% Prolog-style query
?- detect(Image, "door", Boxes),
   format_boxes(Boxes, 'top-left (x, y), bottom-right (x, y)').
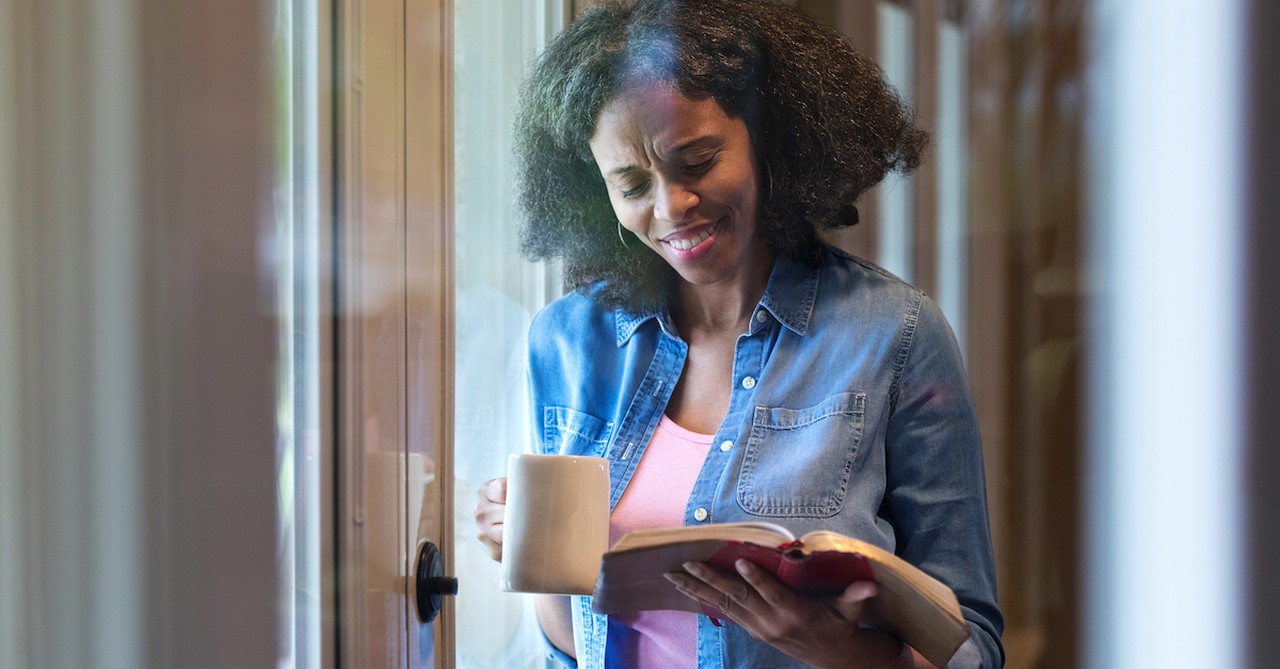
top-left (334, 0), bottom-right (575, 666)
top-left (335, 0), bottom-right (454, 666)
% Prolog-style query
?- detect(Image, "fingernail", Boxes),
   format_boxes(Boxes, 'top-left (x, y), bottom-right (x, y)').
top-left (735, 559), bottom-right (752, 576)
top-left (681, 561), bottom-right (704, 577)
top-left (663, 571), bottom-right (687, 587)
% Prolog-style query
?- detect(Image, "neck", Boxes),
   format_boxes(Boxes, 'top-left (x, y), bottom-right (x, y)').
top-left (672, 250), bottom-right (775, 334)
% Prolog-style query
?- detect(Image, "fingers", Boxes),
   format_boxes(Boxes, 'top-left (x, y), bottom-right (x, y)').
top-left (667, 560), bottom-right (878, 626)
top-left (840, 580), bottom-right (878, 603)
top-left (733, 558), bottom-right (798, 610)
top-left (663, 565), bottom-right (739, 616)
top-left (666, 560), bottom-right (762, 620)
top-left (474, 477), bottom-right (508, 562)
top-left (669, 559), bottom-right (884, 666)
top-left (830, 579), bottom-right (877, 623)
top-left (734, 558), bottom-right (877, 625)
top-left (478, 477), bottom-right (507, 503)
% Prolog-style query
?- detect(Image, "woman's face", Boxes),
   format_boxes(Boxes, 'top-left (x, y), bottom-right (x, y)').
top-left (589, 84), bottom-right (768, 289)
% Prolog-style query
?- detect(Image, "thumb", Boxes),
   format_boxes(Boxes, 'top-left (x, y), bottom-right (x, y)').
top-left (831, 580), bottom-right (878, 622)
top-left (480, 477), bottom-right (508, 504)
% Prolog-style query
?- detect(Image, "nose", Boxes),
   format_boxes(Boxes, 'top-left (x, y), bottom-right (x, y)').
top-left (653, 179), bottom-right (698, 223)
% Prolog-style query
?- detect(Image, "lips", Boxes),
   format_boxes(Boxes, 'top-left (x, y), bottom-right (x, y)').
top-left (667, 227), bottom-right (712, 250)
top-left (661, 220), bottom-right (721, 254)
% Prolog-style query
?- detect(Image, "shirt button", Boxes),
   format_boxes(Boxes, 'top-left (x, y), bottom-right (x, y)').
top-left (754, 310), bottom-right (767, 323)
top-left (741, 376), bottom-right (757, 390)
top-left (693, 508), bottom-right (709, 522)
top-left (719, 440), bottom-right (733, 452)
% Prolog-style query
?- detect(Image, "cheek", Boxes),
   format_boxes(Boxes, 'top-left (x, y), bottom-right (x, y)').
top-left (613, 203), bottom-right (649, 235)
top-left (736, 176), bottom-right (762, 217)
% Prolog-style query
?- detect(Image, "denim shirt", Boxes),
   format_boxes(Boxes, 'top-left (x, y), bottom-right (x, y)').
top-left (527, 247), bottom-right (1004, 669)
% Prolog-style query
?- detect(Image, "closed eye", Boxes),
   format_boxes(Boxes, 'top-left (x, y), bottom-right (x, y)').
top-left (684, 157), bottom-right (715, 175)
top-left (621, 181), bottom-right (650, 198)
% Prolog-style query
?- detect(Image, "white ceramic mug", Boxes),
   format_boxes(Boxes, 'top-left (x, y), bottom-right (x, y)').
top-left (500, 453), bottom-right (610, 595)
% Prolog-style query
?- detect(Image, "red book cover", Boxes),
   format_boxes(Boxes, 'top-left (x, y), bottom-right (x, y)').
top-left (705, 540), bottom-right (876, 597)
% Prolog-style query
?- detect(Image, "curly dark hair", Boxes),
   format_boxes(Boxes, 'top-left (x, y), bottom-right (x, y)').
top-left (515, 0), bottom-right (928, 310)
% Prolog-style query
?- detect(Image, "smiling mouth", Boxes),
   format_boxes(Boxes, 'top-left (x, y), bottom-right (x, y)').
top-left (662, 220), bottom-right (720, 252)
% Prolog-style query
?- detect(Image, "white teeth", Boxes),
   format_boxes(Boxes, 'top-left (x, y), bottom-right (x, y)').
top-left (668, 228), bottom-right (712, 251)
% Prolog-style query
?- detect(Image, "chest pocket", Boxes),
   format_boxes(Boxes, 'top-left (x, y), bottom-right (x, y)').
top-left (737, 392), bottom-right (866, 518)
top-left (541, 406), bottom-right (612, 456)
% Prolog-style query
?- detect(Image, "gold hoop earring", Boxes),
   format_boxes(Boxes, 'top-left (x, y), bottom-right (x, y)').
top-left (616, 220), bottom-right (631, 249)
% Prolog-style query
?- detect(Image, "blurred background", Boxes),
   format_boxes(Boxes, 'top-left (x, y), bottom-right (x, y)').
top-left (1, 0), bottom-right (1276, 667)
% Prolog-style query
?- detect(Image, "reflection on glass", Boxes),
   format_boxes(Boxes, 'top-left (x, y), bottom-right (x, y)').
top-left (936, 19), bottom-right (968, 354)
top-left (877, 1), bottom-right (916, 282)
top-left (453, 2), bottom-right (565, 668)
top-left (274, 0), bottom-right (322, 665)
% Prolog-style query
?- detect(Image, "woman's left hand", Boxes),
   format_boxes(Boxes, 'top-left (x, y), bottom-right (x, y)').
top-left (665, 559), bottom-right (917, 669)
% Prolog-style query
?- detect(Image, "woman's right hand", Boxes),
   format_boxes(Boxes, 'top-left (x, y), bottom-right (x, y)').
top-left (474, 477), bottom-right (507, 562)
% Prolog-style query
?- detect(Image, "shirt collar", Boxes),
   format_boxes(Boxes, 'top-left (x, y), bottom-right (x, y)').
top-left (613, 254), bottom-right (820, 346)
top-left (614, 305), bottom-right (664, 345)
top-left (758, 254), bottom-right (817, 336)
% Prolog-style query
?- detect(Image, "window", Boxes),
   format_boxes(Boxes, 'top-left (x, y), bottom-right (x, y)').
top-left (273, 0), bottom-right (326, 665)
top-left (452, 2), bottom-right (566, 667)
top-left (876, 1), bottom-right (917, 282)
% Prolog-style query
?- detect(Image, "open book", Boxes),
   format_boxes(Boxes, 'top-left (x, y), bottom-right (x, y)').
top-left (591, 521), bottom-right (969, 667)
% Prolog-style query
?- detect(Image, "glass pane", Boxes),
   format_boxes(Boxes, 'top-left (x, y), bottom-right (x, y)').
top-left (273, 0), bottom-right (324, 665)
top-left (876, 1), bottom-right (916, 282)
top-left (453, 2), bottom-right (564, 668)
top-left (936, 19), bottom-right (968, 354)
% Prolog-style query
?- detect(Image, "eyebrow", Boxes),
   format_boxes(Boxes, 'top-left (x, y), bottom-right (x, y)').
top-left (604, 136), bottom-right (725, 176)
top-left (607, 165), bottom-right (642, 176)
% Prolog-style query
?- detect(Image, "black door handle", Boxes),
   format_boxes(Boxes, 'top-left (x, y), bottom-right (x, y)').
top-left (414, 541), bottom-right (458, 624)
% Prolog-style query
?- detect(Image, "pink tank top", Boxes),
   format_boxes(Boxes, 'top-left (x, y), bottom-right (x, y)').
top-left (607, 415), bottom-right (713, 668)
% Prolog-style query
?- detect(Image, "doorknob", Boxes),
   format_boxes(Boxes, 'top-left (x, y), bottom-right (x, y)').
top-left (414, 540), bottom-right (458, 624)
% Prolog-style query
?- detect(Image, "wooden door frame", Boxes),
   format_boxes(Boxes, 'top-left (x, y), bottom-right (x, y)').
top-left (334, 0), bottom-right (455, 665)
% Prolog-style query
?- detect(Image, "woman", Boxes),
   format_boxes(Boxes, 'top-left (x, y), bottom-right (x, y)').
top-left (475, 1), bottom-right (1003, 667)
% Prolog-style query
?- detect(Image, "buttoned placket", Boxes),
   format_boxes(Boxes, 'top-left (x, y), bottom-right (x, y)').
top-left (684, 308), bottom-right (770, 527)
top-left (686, 307), bottom-right (772, 669)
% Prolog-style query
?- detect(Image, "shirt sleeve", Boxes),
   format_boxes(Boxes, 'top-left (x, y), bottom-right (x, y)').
top-left (539, 624), bottom-right (578, 668)
top-left (883, 294), bottom-right (1005, 668)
